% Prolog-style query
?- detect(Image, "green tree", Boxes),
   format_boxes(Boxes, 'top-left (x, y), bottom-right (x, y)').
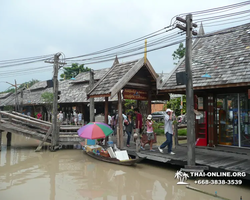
top-left (172, 43), bottom-right (185, 65)
top-left (41, 92), bottom-right (54, 113)
top-left (60, 63), bottom-right (91, 80)
top-left (166, 95), bottom-right (186, 116)
top-left (0, 79), bottom-right (40, 94)
top-left (19, 79), bottom-right (40, 89)
top-left (123, 99), bottom-right (136, 115)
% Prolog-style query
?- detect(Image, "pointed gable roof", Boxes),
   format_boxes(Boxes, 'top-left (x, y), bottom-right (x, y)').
top-left (87, 57), bottom-right (159, 99)
top-left (198, 22), bottom-right (205, 36)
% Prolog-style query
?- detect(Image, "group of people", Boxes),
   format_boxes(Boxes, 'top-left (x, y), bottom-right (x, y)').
top-left (72, 110), bottom-right (83, 125)
top-left (111, 108), bottom-right (175, 155)
top-left (56, 110), bottom-right (83, 125)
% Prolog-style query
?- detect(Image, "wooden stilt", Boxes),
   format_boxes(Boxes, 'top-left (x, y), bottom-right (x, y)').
top-left (35, 125), bottom-right (53, 152)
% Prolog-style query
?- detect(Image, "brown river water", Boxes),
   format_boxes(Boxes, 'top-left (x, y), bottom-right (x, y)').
top-left (0, 132), bottom-right (249, 200)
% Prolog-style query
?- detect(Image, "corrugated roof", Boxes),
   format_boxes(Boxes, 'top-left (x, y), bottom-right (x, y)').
top-left (161, 23), bottom-right (250, 91)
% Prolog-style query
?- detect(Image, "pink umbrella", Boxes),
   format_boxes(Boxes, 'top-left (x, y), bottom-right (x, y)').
top-left (78, 122), bottom-right (113, 139)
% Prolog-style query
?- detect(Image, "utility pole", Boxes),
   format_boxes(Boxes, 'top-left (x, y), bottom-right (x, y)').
top-left (89, 69), bottom-right (95, 122)
top-left (45, 53), bottom-right (66, 151)
top-left (5, 80), bottom-right (21, 112)
top-left (176, 14), bottom-right (197, 167)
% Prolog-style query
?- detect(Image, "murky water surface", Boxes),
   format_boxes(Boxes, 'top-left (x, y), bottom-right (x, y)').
top-left (0, 133), bottom-right (249, 200)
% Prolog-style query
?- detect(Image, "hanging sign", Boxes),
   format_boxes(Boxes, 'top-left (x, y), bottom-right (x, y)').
top-left (248, 89), bottom-right (250, 99)
top-left (123, 89), bottom-right (148, 100)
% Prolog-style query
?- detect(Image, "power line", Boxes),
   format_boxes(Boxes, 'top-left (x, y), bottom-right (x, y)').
top-left (194, 9), bottom-right (250, 23)
top-left (181, 1), bottom-right (250, 16)
top-left (170, 1), bottom-right (250, 25)
top-left (65, 27), bottom-right (173, 60)
top-left (202, 13), bottom-right (250, 25)
top-left (203, 18), bottom-right (250, 27)
top-left (66, 29), bottom-right (182, 63)
top-left (0, 54), bottom-right (54, 64)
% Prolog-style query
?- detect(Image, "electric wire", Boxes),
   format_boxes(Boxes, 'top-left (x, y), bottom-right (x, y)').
top-left (0, 54), bottom-right (54, 64)
top-left (66, 29), bottom-right (182, 62)
top-left (181, 1), bottom-right (250, 16)
top-left (194, 9), bottom-right (250, 23)
top-left (0, 57), bottom-right (54, 69)
top-left (201, 13), bottom-right (250, 25)
top-left (203, 18), bottom-right (250, 27)
top-left (170, 1), bottom-right (250, 25)
top-left (65, 27), bottom-right (171, 60)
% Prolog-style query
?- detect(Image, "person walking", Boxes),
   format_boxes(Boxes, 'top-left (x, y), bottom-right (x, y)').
top-left (158, 109), bottom-right (175, 155)
top-left (78, 112), bottom-right (83, 125)
top-left (74, 110), bottom-right (78, 125)
top-left (133, 108), bottom-right (142, 142)
top-left (58, 111), bottom-right (63, 123)
top-left (124, 112), bottom-right (134, 147)
top-left (141, 114), bottom-right (155, 151)
top-left (108, 113), bottom-right (112, 127)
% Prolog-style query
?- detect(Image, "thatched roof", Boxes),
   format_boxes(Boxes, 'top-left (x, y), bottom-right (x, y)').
top-left (0, 68), bottom-right (118, 107)
top-left (29, 81), bottom-right (48, 91)
top-left (160, 22), bottom-right (250, 92)
top-left (88, 57), bottom-right (159, 99)
top-left (0, 92), bottom-right (12, 99)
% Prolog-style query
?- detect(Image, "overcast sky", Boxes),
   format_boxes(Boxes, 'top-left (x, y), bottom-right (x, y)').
top-left (0, 0), bottom-right (243, 91)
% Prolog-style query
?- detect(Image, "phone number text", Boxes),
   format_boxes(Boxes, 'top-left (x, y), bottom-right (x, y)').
top-left (194, 179), bottom-right (242, 185)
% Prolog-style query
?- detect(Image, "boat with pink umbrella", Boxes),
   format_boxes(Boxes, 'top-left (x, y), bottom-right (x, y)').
top-left (78, 122), bottom-right (144, 166)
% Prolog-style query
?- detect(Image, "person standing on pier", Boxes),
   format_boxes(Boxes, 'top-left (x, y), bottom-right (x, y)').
top-left (125, 112), bottom-right (134, 147)
top-left (141, 114), bottom-right (155, 151)
top-left (158, 109), bottom-right (175, 155)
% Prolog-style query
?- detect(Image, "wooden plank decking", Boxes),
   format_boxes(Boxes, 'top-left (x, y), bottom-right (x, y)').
top-left (119, 140), bottom-right (250, 180)
top-left (0, 111), bottom-right (84, 148)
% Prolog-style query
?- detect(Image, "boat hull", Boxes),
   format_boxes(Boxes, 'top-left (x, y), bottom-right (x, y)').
top-left (84, 151), bottom-right (144, 166)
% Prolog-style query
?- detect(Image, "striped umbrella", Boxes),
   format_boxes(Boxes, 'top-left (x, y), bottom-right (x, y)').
top-left (77, 122), bottom-right (113, 139)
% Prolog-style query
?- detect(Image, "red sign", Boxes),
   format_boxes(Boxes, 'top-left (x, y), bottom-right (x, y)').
top-left (123, 89), bottom-right (148, 100)
top-left (248, 89), bottom-right (250, 99)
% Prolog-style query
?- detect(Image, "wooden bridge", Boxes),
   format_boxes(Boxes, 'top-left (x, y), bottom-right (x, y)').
top-left (0, 111), bottom-right (83, 151)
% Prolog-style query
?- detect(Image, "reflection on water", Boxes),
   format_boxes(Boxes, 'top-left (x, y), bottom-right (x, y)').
top-left (0, 132), bottom-right (249, 200)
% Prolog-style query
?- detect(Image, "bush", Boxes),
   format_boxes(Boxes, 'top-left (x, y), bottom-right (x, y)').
top-left (178, 128), bottom-right (187, 136)
top-left (154, 128), bottom-right (165, 135)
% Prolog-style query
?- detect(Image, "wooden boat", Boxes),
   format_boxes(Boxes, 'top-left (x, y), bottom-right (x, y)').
top-left (84, 151), bottom-right (145, 166)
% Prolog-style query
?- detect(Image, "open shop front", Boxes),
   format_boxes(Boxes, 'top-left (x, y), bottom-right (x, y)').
top-left (216, 92), bottom-right (250, 148)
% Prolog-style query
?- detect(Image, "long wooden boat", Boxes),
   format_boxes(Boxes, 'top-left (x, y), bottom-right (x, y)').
top-left (85, 151), bottom-right (144, 166)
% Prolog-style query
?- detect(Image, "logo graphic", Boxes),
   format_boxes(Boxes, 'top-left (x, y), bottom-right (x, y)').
top-left (174, 170), bottom-right (189, 185)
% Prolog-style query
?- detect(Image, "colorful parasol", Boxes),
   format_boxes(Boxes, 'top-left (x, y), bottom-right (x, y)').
top-left (77, 122), bottom-right (113, 139)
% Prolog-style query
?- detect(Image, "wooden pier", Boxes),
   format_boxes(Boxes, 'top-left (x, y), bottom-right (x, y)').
top-left (0, 111), bottom-right (83, 151)
top-left (121, 140), bottom-right (250, 181)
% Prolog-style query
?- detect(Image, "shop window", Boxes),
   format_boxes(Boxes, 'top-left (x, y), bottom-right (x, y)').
top-left (198, 97), bottom-right (204, 110)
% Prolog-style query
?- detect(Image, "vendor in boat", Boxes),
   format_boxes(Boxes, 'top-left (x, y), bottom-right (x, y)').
top-left (124, 112), bottom-right (134, 147)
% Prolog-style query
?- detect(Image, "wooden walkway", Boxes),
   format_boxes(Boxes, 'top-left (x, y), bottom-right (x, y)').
top-left (113, 137), bottom-right (250, 180)
top-left (0, 111), bottom-right (84, 151)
